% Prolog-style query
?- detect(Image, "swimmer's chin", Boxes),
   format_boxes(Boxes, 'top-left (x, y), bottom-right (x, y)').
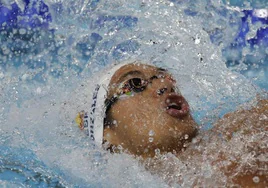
top-left (104, 129), bottom-right (198, 159)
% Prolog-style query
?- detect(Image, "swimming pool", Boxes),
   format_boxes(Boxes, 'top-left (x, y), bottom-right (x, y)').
top-left (0, 0), bottom-right (267, 187)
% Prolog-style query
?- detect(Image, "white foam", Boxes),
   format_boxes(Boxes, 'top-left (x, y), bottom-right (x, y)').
top-left (0, 0), bottom-right (266, 187)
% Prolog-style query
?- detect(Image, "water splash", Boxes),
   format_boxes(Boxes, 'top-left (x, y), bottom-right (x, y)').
top-left (0, 0), bottom-right (267, 187)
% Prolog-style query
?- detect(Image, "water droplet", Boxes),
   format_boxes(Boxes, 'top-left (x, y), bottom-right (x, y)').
top-left (0, 72), bottom-right (4, 79)
top-left (19, 28), bottom-right (27, 35)
top-left (195, 36), bottom-right (201, 44)
top-left (155, 148), bottom-right (160, 155)
top-left (149, 130), bottom-right (155, 136)
top-left (192, 138), bottom-right (198, 144)
top-left (117, 145), bottom-right (123, 151)
top-left (21, 74), bottom-right (29, 81)
top-left (36, 87), bottom-right (42, 94)
top-left (259, 114), bottom-right (267, 121)
top-left (149, 137), bottom-right (154, 142)
top-left (43, 111), bottom-right (48, 118)
top-left (252, 176), bottom-right (260, 183)
top-left (113, 120), bottom-right (117, 125)
top-left (184, 134), bottom-right (189, 140)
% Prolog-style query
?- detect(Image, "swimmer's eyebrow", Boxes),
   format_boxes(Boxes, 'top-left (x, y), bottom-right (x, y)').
top-left (157, 67), bottom-right (167, 72)
top-left (119, 70), bottom-right (143, 81)
top-left (118, 68), bottom-right (167, 82)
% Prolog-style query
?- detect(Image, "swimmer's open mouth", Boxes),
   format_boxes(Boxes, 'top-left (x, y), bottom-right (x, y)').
top-left (165, 94), bottom-right (189, 118)
top-left (167, 104), bottom-right (182, 110)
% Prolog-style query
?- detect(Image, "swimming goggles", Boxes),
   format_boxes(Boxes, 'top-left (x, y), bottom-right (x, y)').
top-left (105, 73), bottom-right (176, 113)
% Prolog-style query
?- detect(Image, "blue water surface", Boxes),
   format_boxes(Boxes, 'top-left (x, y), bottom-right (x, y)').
top-left (0, 0), bottom-right (267, 187)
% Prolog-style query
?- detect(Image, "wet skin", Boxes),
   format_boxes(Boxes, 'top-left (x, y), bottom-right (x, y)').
top-left (101, 62), bottom-right (268, 186)
top-left (103, 63), bottom-right (197, 157)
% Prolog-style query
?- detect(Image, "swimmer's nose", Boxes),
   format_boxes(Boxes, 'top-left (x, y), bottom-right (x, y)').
top-left (151, 78), bottom-right (178, 97)
top-left (156, 87), bottom-right (176, 96)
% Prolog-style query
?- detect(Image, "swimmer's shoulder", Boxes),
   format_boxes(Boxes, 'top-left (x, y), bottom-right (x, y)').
top-left (207, 99), bottom-right (268, 186)
top-left (211, 99), bottom-right (267, 140)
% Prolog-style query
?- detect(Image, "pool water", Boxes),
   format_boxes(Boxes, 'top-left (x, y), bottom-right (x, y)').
top-left (0, 0), bottom-right (267, 187)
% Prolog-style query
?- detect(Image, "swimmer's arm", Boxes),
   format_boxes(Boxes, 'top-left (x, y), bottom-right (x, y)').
top-left (210, 99), bottom-right (268, 186)
top-left (212, 99), bottom-right (267, 140)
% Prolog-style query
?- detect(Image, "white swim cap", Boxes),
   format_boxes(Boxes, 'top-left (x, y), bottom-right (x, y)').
top-left (75, 63), bottom-right (127, 147)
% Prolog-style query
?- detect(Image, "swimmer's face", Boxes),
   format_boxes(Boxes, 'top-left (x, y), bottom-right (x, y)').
top-left (104, 63), bottom-right (197, 157)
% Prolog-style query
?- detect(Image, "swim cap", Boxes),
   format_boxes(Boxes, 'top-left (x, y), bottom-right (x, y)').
top-left (75, 63), bottom-right (127, 147)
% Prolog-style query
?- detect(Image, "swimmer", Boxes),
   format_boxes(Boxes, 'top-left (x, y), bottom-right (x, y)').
top-left (76, 61), bottom-right (267, 187)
